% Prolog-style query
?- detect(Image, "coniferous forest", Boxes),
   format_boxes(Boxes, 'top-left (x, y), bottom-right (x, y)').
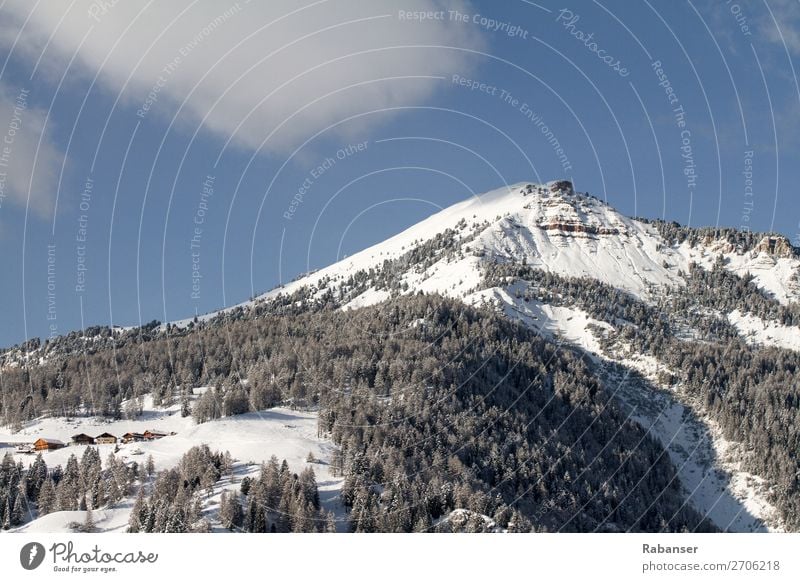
top-left (1, 294), bottom-right (717, 532)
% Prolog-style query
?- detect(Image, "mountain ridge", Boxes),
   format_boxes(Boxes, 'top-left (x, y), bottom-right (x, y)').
top-left (3, 180), bottom-right (799, 360)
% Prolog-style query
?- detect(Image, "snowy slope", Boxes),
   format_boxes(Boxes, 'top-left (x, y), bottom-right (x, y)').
top-left (5, 180), bottom-right (796, 357)
top-left (603, 353), bottom-right (784, 533)
top-left (678, 239), bottom-right (800, 306)
top-left (263, 181), bottom-right (683, 304)
top-left (465, 283), bottom-right (613, 355)
top-left (728, 310), bottom-right (800, 352)
top-left (1, 395), bottom-right (343, 533)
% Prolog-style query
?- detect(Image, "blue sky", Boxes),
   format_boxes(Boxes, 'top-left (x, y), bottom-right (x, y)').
top-left (0, 0), bottom-right (798, 348)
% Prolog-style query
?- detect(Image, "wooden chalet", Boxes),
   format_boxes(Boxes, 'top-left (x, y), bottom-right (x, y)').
top-left (33, 438), bottom-right (66, 451)
top-left (121, 432), bottom-right (145, 443)
top-left (143, 430), bottom-right (169, 440)
top-left (95, 432), bottom-right (118, 445)
top-left (71, 433), bottom-right (95, 445)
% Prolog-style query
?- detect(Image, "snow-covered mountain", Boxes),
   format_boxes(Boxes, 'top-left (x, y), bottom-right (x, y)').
top-left (4, 180), bottom-right (799, 534)
top-left (243, 180), bottom-right (799, 532)
top-left (260, 180), bottom-right (800, 312)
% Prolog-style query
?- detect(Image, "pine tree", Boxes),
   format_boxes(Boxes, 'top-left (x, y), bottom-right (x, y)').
top-left (153, 499), bottom-right (169, 532)
top-left (180, 386), bottom-right (192, 418)
top-left (165, 508), bottom-right (186, 533)
top-left (240, 476), bottom-right (252, 496)
top-left (111, 454), bottom-right (129, 498)
top-left (2, 496), bottom-right (11, 530)
top-left (57, 454), bottom-right (81, 511)
top-left (128, 487), bottom-right (146, 533)
top-left (245, 497), bottom-right (266, 532)
top-left (201, 466), bottom-right (218, 496)
top-left (10, 493), bottom-right (25, 527)
top-left (219, 490), bottom-right (233, 530)
top-left (83, 506), bottom-right (95, 532)
top-left (26, 454), bottom-right (48, 498)
top-left (218, 490), bottom-right (244, 530)
top-left (299, 467), bottom-right (320, 509)
top-left (230, 494), bottom-right (244, 529)
top-left (106, 474), bottom-right (121, 505)
top-left (222, 451), bottom-right (233, 475)
top-left (145, 455), bottom-right (155, 478)
top-left (292, 501), bottom-right (310, 533)
top-left (36, 478), bottom-right (56, 516)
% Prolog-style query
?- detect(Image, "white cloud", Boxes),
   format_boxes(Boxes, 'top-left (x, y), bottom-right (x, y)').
top-left (758, 0), bottom-right (800, 55)
top-left (0, 86), bottom-right (62, 218)
top-left (1, 0), bottom-right (484, 153)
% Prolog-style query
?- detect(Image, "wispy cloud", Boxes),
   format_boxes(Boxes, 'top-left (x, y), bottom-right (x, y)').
top-left (0, 85), bottom-right (62, 219)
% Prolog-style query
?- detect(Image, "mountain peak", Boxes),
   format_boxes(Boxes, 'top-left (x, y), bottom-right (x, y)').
top-left (247, 180), bottom-right (800, 314)
top-left (516, 180), bottom-right (575, 198)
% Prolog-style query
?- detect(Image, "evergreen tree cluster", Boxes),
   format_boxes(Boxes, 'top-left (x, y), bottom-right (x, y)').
top-left (231, 455), bottom-right (330, 533)
top-left (127, 447), bottom-right (327, 533)
top-left (0, 452), bottom-right (37, 529)
top-left (308, 297), bottom-right (712, 532)
top-left (2, 294), bottom-right (717, 532)
top-left (128, 445), bottom-right (230, 533)
top-left (0, 448), bottom-right (136, 530)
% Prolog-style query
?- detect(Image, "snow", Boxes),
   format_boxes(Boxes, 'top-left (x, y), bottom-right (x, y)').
top-left (1, 395), bottom-right (343, 533)
top-left (435, 508), bottom-right (505, 533)
top-left (343, 288), bottom-right (391, 310)
top-left (461, 282), bottom-right (786, 532)
top-left (471, 290), bottom-right (785, 531)
top-left (600, 357), bottom-right (783, 532)
top-left (677, 241), bottom-right (800, 306)
top-left (251, 182), bottom-right (799, 316)
top-left (13, 506), bottom-right (135, 534)
top-left (638, 396), bottom-right (780, 532)
top-left (728, 309), bottom-right (800, 352)
top-left (466, 284), bottom-right (612, 355)
top-left (462, 281), bottom-right (784, 531)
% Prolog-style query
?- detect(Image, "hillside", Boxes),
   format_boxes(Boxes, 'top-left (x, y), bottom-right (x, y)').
top-left (1, 180), bottom-right (799, 533)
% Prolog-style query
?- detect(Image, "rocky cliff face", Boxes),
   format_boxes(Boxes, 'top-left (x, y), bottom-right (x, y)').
top-left (755, 235), bottom-right (796, 259)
